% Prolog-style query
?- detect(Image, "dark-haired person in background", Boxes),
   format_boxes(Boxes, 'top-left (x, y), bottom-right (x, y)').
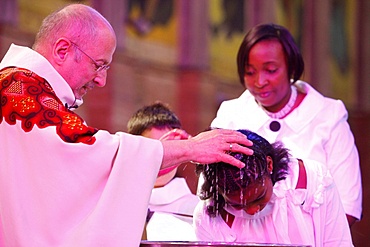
top-left (127, 102), bottom-right (199, 240)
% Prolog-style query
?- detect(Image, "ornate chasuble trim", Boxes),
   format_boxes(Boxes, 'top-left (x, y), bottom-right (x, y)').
top-left (0, 67), bottom-right (98, 144)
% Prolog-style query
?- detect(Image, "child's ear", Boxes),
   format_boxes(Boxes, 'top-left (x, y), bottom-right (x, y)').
top-left (266, 156), bottom-right (273, 174)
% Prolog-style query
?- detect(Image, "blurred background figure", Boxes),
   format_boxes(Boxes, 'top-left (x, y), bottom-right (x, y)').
top-left (127, 101), bottom-right (199, 241)
top-left (210, 0), bottom-right (244, 39)
top-left (125, 0), bottom-right (174, 36)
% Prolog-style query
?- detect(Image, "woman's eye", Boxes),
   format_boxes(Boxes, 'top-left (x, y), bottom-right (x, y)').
top-left (267, 69), bottom-right (277, 74)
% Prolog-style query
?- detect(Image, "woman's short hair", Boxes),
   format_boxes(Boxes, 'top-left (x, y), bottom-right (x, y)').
top-left (237, 23), bottom-right (304, 86)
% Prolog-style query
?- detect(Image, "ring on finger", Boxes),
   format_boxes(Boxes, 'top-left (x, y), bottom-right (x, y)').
top-left (229, 143), bottom-right (233, 152)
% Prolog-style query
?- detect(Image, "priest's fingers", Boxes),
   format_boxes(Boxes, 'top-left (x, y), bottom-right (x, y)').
top-left (189, 129), bottom-right (253, 168)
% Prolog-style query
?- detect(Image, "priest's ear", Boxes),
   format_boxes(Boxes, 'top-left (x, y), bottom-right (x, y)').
top-left (52, 38), bottom-right (72, 65)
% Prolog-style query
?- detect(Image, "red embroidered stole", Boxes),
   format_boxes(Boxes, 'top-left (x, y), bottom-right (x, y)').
top-left (0, 67), bottom-right (98, 144)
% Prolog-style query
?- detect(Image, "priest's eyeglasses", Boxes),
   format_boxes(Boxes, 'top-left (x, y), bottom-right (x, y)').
top-left (70, 41), bottom-right (110, 72)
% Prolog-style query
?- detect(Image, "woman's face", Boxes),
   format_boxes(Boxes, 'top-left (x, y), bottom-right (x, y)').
top-left (244, 39), bottom-right (291, 113)
top-left (222, 175), bottom-right (273, 215)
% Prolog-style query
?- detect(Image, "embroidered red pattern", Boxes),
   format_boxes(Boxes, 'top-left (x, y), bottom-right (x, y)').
top-left (0, 67), bottom-right (97, 144)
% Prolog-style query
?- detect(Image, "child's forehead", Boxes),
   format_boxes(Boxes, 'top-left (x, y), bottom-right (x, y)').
top-left (223, 176), bottom-right (269, 202)
top-left (142, 127), bottom-right (172, 139)
top-left (221, 175), bottom-right (267, 192)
